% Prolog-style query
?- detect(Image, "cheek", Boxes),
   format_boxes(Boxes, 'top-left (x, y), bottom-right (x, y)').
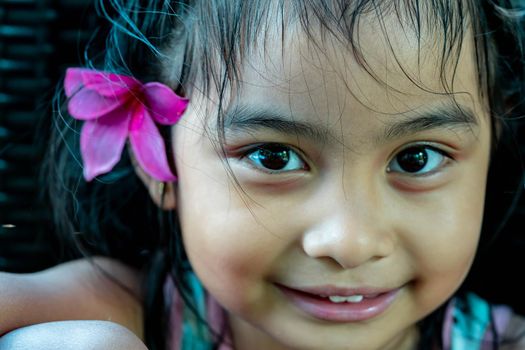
top-left (172, 121), bottom-right (287, 312)
top-left (176, 169), bottom-right (281, 311)
top-left (181, 213), bottom-right (279, 316)
top-left (181, 210), bottom-right (269, 277)
top-left (403, 178), bottom-right (486, 310)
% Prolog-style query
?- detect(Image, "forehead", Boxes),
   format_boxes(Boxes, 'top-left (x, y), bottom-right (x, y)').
top-left (220, 8), bottom-right (484, 129)
top-left (177, 0), bottom-right (487, 140)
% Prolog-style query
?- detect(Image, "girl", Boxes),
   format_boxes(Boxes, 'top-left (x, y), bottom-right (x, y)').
top-left (1, 0), bottom-right (525, 349)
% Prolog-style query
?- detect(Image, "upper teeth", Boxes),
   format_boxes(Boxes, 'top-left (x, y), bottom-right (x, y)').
top-left (328, 295), bottom-right (364, 303)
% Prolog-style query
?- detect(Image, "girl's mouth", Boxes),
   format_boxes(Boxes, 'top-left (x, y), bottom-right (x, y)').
top-left (276, 284), bottom-right (401, 322)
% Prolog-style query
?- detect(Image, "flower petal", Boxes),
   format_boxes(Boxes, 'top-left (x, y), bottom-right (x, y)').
top-left (80, 106), bottom-right (131, 181)
top-left (64, 68), bottom-right (83, 97)
top-left (68, 68), bottom-right (141, 97)
top-left (143, 82), bottom-right (189, 125)
top-left (129, 105), bottom-right (176, 181)
top-left (68, 88), bottom-right (126, 120)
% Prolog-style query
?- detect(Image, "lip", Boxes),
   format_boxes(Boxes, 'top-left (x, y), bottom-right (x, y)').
top-left (276, 284), bottom-right (401, 322)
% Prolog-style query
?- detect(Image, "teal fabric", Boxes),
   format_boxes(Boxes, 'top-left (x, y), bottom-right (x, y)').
top-left (451, 293), bottom-right (491, 349)
top-left (181, 272), bottom-right (213, 350)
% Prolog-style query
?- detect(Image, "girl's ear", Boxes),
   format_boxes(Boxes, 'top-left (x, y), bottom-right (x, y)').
top-left (130, 151), bottom-right (177, 211)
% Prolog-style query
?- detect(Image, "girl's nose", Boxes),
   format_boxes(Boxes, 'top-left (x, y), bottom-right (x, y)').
top-left (301, 211), bottom-right (395, 269)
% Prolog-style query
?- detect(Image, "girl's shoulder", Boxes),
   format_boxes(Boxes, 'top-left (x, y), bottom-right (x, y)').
top-left (444, 293), bottom-right (525, 350)
top-left (0, 258), bottom-right (143, 339)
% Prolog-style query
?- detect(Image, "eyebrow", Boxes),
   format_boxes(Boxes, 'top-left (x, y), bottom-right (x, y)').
top-left (222, 103), bottom-right (479, 144)
top-left (223, 105), bottom-right (332, 142)
top-left (381, 104), bottom-right (479, 142)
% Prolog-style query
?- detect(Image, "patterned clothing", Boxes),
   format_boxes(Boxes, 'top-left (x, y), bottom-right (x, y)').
top-left (443, 293), bottom-right (524, 350)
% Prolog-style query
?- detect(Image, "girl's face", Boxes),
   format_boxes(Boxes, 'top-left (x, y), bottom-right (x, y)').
top-left (170, 14), bottom-right (491, 350)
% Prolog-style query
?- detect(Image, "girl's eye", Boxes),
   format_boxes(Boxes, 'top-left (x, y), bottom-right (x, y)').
top-left (387, 146), bottom-right (449, 175)
top-left (245, 144), bottom-right (307, 173)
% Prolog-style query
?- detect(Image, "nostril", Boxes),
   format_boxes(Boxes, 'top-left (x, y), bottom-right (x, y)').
top-left (377, 234), bottom-right (396, 257)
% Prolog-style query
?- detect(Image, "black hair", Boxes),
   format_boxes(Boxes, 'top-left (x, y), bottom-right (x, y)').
top-left (43, 1), bottom-right (525, 349)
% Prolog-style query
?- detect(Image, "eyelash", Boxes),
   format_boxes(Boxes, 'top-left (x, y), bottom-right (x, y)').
top-left (386, 144), bottom-right (452, 176)
top-left (240, 143), bottom-right (453, 177)
top-left (241, 143), bottom-right (308, 174)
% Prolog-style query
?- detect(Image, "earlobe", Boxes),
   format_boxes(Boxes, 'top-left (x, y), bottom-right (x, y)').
top-left (144, 178), bottom-right (177, 211)
top-left (130, 150), bottom-right (177, 210)
top-left (150, 181), bottom-right (177, 210)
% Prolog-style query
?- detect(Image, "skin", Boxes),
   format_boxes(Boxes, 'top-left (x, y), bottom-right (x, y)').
top-left (0, 7), bottom-right (494, 350)
top-left (164, 10), bottom-right (492, 350)
top-left (0, 321), bottom-right (147, 350)
top-left (0, 259), bottom-right (144, 349)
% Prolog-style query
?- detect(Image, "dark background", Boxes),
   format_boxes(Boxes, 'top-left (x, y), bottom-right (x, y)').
top-left (1, 0), bottom-right (524, 316)
top-left (0, 0), bottom-right (98, 272)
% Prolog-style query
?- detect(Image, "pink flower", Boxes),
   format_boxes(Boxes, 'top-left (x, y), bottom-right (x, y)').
top-left (64, 68), bottom-right (188, 182)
